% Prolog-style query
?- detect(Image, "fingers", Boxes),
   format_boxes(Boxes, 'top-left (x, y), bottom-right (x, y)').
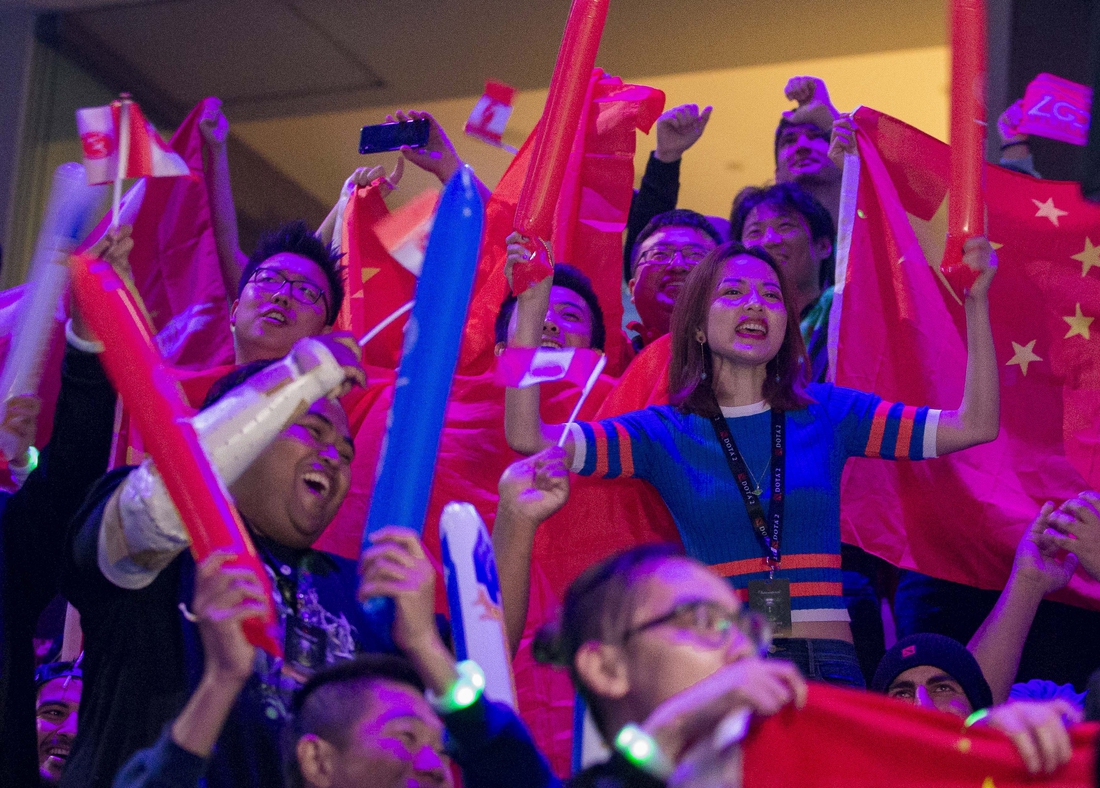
top-left (1030, 501), bottom-right (1056, 535)
top-left (367, 526), bottom-right (426, 561)
top-left (387, 156), bottom-right (405, 187)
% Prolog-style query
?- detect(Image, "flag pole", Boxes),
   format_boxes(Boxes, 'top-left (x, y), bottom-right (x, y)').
top-left (112, 94), bottom-right (132, 230)
top-left (358, 300), bottom-right (414, 348)
top-left (556, 353), bottom-right (606, 448)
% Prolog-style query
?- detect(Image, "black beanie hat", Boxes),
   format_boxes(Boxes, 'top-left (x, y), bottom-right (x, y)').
top-left (871, 633), bottom-right (993, 712)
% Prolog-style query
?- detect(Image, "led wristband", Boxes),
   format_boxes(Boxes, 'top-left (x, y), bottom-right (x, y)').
top-left (426, 660), bottom-right (486, 715)
top-left (615, 723), bottom-right (674, 780)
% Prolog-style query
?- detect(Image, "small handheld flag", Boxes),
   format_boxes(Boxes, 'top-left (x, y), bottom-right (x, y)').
top-left (465, 80), bottom-right (518, 154)
top-left (494, 347), bottom-right (603, 389)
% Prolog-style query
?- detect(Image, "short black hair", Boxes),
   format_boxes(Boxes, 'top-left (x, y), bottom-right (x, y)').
top-left (628, 209), bottom-right (723, 278)
top-left (729, 183), bottom-right (836, 289)
top-left (238, 220), bottom-right (345, 325)
top-left (494, 263), bottom-right (606, 350)
top-left (773, 118), bottom-right (830, 165)
top-left (284, 655), bottom-right (426, 788)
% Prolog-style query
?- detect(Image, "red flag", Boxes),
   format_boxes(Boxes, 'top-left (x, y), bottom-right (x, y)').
top-left (76, 100), bottom-right (190, 185)
top-left (494, 347), bottom-right (604, 388)
top-left (743, 683), bottom-right (1096, 787)
top-left (335, 185), bottom-right (418, 370)
top-left (835, 107), bottom-right (1100, 608)
top-left (464, 80), bottom-right (517, 151)
top-left (125, 97), bottom-right (234, 371)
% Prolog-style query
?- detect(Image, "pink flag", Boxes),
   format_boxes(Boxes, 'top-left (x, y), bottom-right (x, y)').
top-left (465, 80), bottom-right (517, 151)
top-left (76, 100), bottom-right (190, 185)
top-left (494, 347), bottom-right (603, 388)
top-left (1018, 73), bottom-right (1093, 146)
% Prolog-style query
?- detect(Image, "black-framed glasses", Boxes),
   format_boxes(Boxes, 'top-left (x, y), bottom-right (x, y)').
top-left (637, 244), bottom-right (710, 269)
top-left (622, 599), bottom-right (771, 655)
top-left (248, 267), bottom-right (328, 310)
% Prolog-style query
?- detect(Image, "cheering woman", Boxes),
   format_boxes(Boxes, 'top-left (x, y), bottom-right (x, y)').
top-left (503, 234), bottom-right (998, 686)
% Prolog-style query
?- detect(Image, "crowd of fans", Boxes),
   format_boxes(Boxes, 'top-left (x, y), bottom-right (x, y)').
top-left (1, 70), bottom-right (1097, 788)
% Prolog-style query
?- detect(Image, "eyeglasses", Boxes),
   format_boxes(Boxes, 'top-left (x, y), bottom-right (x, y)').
top-left (637, 245), bottom-right (711, 269)
top-left (622, 599), bottom-right (771, 655)
top-left (248, 267), bottom-right (329, 310)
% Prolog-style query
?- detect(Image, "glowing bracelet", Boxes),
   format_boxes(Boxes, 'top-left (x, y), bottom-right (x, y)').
top-left (426, 660), bottom-right (486, 715)
top-left (615, 723), bottom-right (674, 780)
top-left (964, 708), bottom-right (990, 727)
top-left (12, 445), bottom-right (39, 474)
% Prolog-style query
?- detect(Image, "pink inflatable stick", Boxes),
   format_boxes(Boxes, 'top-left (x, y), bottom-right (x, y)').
top-left (942, 0), bottom-right (987, 294)
top-left (511, 0), bottom-right (610, 294)
top-left (70, 253), bottom-right (281, 656)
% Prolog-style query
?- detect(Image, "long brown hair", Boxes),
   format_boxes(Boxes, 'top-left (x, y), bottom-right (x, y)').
top-left (669, 241), bottom-right (812, 415)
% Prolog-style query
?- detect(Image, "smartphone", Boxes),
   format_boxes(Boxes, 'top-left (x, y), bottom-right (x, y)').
top-left (358, 119), bottom-right (430, 154)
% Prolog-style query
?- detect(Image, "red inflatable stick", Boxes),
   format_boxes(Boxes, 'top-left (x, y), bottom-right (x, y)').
top-left (70, 253), bottom-right (282, 656)
top-left (511, 0), bottom-right (610, 294)
top-left (941, 0), bottom-right (987, 294)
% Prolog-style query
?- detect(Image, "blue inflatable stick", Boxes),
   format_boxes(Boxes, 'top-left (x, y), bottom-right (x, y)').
top-left (360, 166), bottom-right (484, 618)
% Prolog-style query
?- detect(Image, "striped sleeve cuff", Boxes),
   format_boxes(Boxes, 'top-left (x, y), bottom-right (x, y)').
top-left (568, 423), bottom-right (586, 472)
top-left (863, 402), bottom-right (941, 460)
top-left (923, 408), bottom-right (940, 459)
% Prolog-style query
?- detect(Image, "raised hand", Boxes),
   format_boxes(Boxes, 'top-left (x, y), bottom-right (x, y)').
top-left (75, 224), bottom-right (135, 343)
top-left (961, 236), bottom-right (998, 300)
top-left (782, 76), bottom-right (840, 130)
top-left (192, 552), bottom-right (265, 684)
top-left (1046, 491), bottom-right (1100, 581)
top-left (342, 158), bottom-right (405, 200)
top-left (997, 100), bottom-right (1028, 147)
top-left (198, 99), bottom-right (229, 149)
top-left (827, 114), bottom-right (856, 168)
top-left (1013, 502), bottom-right (1078, 594)
top-left (358, 526), bottom-right (440, 655)
top-left (386, 110), bottom-right (461, 184)
top-left (304, 333), bottom-right (367, 396)
top-left (498, 446), bottom-right (570, 527)
top-left (655, 104), bottom-right (713, 163)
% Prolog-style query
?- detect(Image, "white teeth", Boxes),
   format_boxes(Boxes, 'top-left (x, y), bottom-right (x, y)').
top-left (540, 339), bottom-right (563, 349)
top-left (263, 310), bottom-right (287, 324)
top-left (302, 472), bottom-right (330, 495)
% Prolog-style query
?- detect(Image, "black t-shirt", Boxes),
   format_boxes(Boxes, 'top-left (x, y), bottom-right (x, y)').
top-left (61, 468), bottom-right (394, 788)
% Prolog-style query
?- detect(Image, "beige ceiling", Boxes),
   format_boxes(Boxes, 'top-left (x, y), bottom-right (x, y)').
top-left (54, 0), bottom-right (947, 121)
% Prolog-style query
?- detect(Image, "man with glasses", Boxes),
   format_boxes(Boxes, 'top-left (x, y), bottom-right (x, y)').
top-left (626, 210), bottom-right (722, 351)
top-left (231, 220), bottom-right (346, 365)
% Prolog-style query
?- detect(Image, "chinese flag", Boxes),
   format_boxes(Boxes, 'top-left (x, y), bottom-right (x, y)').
top-left (835, 107), bottom-right (1100, 608)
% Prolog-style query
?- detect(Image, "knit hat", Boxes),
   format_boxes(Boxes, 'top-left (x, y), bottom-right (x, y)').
top-left (871, 633), bottom-right (993, 712)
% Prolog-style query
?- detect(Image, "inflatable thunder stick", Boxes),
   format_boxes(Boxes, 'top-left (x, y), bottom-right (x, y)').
top-left (0, 163), bottom-right (105, 460)
top-left (70, 254), bottom-right (282, 656)
top-left (440, 503), bottom-right (517, 708)
top-left (362, 166), bottom-right (484, 541)
top-left (511, 0), bottom-right (610, 294)
top-left (942, 0), bottom-right (987, 293)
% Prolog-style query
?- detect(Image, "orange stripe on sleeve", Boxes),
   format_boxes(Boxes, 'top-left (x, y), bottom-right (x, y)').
top-left (895, 405), bottom-right (917, 459)
top-left (593, 425), bottom-right (609, 478)
top-left (710, 553), bottom-right (843, 578)
top-left (614, 423), bottom-right (634, 477)
top-left (865, 401), bottom-right (892, 458)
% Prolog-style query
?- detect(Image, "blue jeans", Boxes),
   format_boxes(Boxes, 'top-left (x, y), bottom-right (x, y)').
top-left (767, 638), bottom-right (866, 688)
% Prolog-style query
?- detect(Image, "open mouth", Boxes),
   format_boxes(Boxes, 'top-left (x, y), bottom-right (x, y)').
top-left (302, 471), bottom-right (331, 497)
top-left (44, 744), bottom-right (70, 762)
top-left (735, 319), bottom-right (768, 339)
top-left (260, 308), bottom-right (289, 325)
top-left (539, 337), bottom-right (564, 349)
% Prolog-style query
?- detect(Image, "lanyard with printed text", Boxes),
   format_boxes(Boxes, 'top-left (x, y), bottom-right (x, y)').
top-left (707, 408), bottom-right (785, 575)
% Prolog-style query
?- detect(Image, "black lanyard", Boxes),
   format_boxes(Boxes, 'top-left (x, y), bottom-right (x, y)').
top-left (707, 408), bottom-right (785, 572)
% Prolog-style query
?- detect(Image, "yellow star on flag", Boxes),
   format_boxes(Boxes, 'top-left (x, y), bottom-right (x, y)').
top-left (1006, 340), bottom-right (1042, 375)
top-left (1032, 197), bottom-right (1069, 227)
top-left (1072, 238), bottom-right (1100, 278)
top-left (1063, 303), bottom-right (1094, 340)
top-left (981, 778), bottom-right (996, 788)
